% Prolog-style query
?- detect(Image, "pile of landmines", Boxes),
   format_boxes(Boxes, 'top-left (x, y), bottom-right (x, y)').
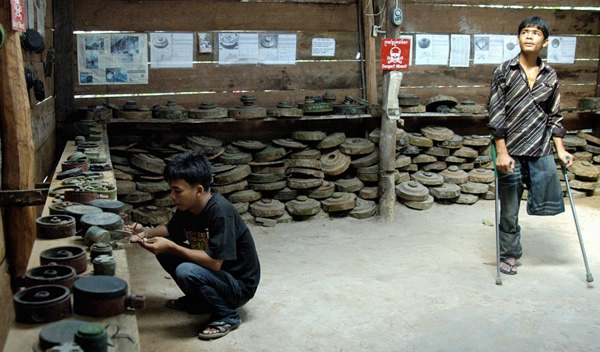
top-left (110, 127), bottom-right (600, 226)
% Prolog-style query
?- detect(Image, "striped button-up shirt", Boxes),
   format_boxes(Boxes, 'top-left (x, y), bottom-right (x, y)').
top-left (488, 55), bottom-right (566, 157)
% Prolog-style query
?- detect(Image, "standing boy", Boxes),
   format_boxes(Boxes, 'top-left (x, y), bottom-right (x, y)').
top-left (128, 151), bottom-right (261, 339)
top-left (488, 16), bottom-right (573, 275)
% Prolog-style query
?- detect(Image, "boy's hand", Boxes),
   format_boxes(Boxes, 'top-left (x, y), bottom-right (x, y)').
top-left (557, 150), bottom-right (574, 167)
top-left (496, 153), bottom-right (515, 173)
top-left (140, 237), bottom-right (172, 255)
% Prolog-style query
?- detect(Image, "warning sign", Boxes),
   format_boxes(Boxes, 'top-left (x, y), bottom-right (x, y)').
top-left (381, 38), bottom-right (411, 71)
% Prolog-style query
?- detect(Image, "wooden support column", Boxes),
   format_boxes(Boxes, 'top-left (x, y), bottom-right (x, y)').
top-left (0, 1), bottom-right (38, 282)
top-left (53, 0), bottom-right (74, 125)
top-left (361, 0), bottom-right (378, 104)
top-left (378, 0), bottom-right (402, 220)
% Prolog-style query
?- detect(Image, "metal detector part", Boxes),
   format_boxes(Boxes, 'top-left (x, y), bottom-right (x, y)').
top-left (562, 156), bottom-right (594, 283)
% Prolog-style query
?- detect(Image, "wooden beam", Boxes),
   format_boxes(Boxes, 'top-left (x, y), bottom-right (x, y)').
top-left (361, 0), bottom-right (378, 104)
top-left (0, 1), bottom-right (38, 280)
top-left (53, 0), bottom-right (74, 124)
top-left (0, 189), bottom-right (49, 207)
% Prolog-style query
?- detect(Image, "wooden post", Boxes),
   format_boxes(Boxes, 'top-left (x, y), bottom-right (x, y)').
top-left (0, 1), bottom-right (38, 282)
top-left (378, 0), bottom-right (402, 220)
top-left (53, 0), bottom-right (74, 125)
top-left (360, 0), bottom-right (378, 104)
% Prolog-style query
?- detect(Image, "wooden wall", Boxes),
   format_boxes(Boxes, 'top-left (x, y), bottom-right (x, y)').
top-left (71, 0), bottom-right (599, 114)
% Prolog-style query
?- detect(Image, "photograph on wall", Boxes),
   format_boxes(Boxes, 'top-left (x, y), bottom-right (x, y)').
top-left (150, 32), bottom-right (194, 68)
top-left (473, 34), bottom-right (504, 64)
top-left (77, 33), bottom-right (148, 85)
top-left (547, 36), bottom-right (576, 64)
top-left (217, 32), bottom-right (297, 65)
top-left (415, 34), bottom-right (449, 65)
top-left (259, 34), bottom-right (297, 65)
top-left (198, 32), bottom-right (213, 53)
top-left (503, 35), bottom-right (520, 62)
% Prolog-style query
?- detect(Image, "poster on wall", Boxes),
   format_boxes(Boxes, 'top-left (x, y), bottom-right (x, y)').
top-left (150, 32), bottom-right (194, 68)
top-left (547, 36), bottom-right (576, 64)
top-left (311, 38), bottom-right (335, 57)
top-left (473, 34), bottom-right (505, 64)
top-left (217, 32), bottom-right (297, 65)
top-left (77, 33), bottom-right (148, 85)
top-left (449, 34), bottom-right (470, 67)
top-left (415, 34), bottom-right (449, 65)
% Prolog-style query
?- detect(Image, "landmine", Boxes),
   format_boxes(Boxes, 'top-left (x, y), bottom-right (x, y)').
top-left (189, 102), bottom-right (228, 119)
top-left (267, 102), bottom-right (303, 118)
top-left (228, 95), bottom-right (267, 120)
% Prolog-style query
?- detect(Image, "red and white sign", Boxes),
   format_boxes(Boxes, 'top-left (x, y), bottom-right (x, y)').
top-left (11, 0), bottom-right (26, 32)
top-left (381, 38), bottom-right (410, 71)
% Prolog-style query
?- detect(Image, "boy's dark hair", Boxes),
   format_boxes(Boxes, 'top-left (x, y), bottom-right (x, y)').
top-left (163, 151), bottom-right (212, 191)
top-left (518, 16), bottom-right (550, 39)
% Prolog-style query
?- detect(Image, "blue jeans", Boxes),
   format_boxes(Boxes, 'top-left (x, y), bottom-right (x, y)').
top-left (498, 154), bottom-right (564, 259)
top-left (157, 251), bottom-right (248, 325)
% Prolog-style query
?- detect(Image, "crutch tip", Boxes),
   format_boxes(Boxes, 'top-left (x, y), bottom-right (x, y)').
top-left (495, 279), bottom-right (502, 285)
top-left (586, 275), bottom-right (594, 283)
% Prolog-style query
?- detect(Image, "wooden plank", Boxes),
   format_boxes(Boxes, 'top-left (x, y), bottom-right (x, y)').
top-left (74, 61), bottom-right (361, 95)
top-left (54, 0), bottom-right (75, 123)
top-left (73, 87), bottom-right (362, 111)
top-left (0, 189), bottom-right (49, 207)
top-left (0, 2), bottom-right (38, 280)
top-left (34, 130), bottom-right (56, 184)
top-left (73, 1), bottom-right (358, 32)
top-left (31, 97), bottom-right (56, 149)
top-left (397, 5), bottom-right (599, 35)
top-left (403, 0), bottom-right (599, 7)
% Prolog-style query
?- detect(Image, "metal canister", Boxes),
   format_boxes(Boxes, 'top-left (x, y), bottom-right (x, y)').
top-left (74, 323), bottom-right (108, 352)
top-left (13, 284), bottom-right (72, 324)
top-left (90, 243), bottom-right (112, 260)
top-left (93, 255), bottom-right (116, 276)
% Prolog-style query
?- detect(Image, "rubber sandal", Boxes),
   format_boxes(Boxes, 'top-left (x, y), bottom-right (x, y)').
top-left (500, 258), bottom-right (517, 275)
top-left (166, 297), bottom-right (188, 311)
top-left (198, 321), bottom-right (240, 340)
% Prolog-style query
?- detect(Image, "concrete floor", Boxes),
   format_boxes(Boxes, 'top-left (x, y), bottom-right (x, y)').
top-left (127, 197), bottom-right (600, 352)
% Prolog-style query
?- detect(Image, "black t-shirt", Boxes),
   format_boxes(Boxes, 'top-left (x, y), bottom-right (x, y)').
top-left (166, 193), bottom-right (260, 298)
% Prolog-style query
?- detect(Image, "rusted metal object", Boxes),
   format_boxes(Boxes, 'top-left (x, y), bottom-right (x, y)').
top-left (306, 180), bottom-right (335, 199)
top-left (396, 171), bottom-right (410, 183)
top-left (24, 265), bottom-right (77, 291)
top-left (212, 163), bottom-right (236, 174)
top-left (351, 148), bottom-right (380, 168)
top-left (285, 196), bottom-right (321, 216)
top-left (562, 135), bottom-right (587, 149)
top-left (453, 146), bottom-right (479, 159)
top-left (63, 190), bottom-right (98, 204)
top-left (228, 95), bottom-right (267, 120)
top-left (36, 215), bottom-right (77, 239)
top-left (320, 150), bottom-right (351, 176)
top-left (73, 276), bottom-right (145, 317)
top-left (185, 136), bottom-right (223, 154)
top-left (401, 195), bottom-right (434, 210)
top-left (254, 145), bottom-right (287, 162)
top-left (440, 165), bottom-right (469, 184)
top-left (267, 102), bottom-right (303, 118)
top-left (248, 179), bottom-right (287, 192)
top-left (13, 285), bottom-right (72, 324)
top-left (83, 183), bottom-right (117, 200)
top-left (116, 180), bottom-right (136, 196)
top-left (84, 226), bottom-right (111, 247)
top-left (231, 140), bottom-right (267, 150)
top-left (247, 172), bottom-right (287, 184)
top-left (357, 165), bottom-right (379, 182)
top-left (316, 132), bottom-right (346, 149)
top-left (321, 192), bottom-right (357, 212)
top-left (402, 145), bottom-right (420, 155)
top-left (213, 164), bottom-right (251, 185)
top-left (468, 168), bottom-right (495, 183)
top-left (425, 146), bottom-right (450, 157)
top-left (291, 148), bottom-right (321, 160)
top-left (396, 180), bottom-right (429, 201)
top-left (249, 160), bottom-right (288, 174)
top-left (61, 159), bottom-right (89, 172)
top-left (422, 161), bottom-right (448, 172)
top-left (411, 171), bottom-right (444, 186)
top-left (189, 102), bottom-right (228, 119)
top-left (273, 187), bottom-right (298, 202)
top-left (359, 186), bottom-right (379, 200)
top-left (462, 135), bottom-right (491, 147)
top-left (569, 160), bottom-right (600, 180)
top-left (49, 201), bottom-right (81, 215)
top-left (334, 177), bottom-right (364, 193)
top-left (249, 199), bottom-right (285, 218)
top-left (412, 154), bottom-right (437, 164)
top-left (349, 198), bottom-right (377, 219)
top-left (287, 167), bottom-right (324, 179)
top-left (120, 191), bottom-right (154, 204)
top-left (460, 182), bottom-right (489, 195)
top-left (299, 96), bottom-right (333, 115)
top-left (233, 202), bottom-right (249, 214)
top-left (135, 180), bottom-right (170, 193)
top-left (273, 138), bottom-right (308, 150)
top-left (288, 158), bottom-right (321, 169)
top-left (407, 133), bottom-right (433, 148)
top-left (395, 155), bottom-right (411, 168)
top-left (117, 101), bottom-right (152, 120)
top-left (40, 246), bottom-right (88, 274)
top-left (218, 146), bottom-right (253, 165)
top-left (429, 182), bottom-right (461, 200)
top-left (454, 194), bottom-right (479, 205)
top-left (212, 180), bottom-right (248, 194)
top-left (421, 126), bottom-right (454, 141)
top-left (577, 132), bottom-right (600, 146)
top-left (92, 254), bottom-right (117, 276)
top-left (132, 206), bottom-right (173, 226)
top-left (425, 94), bottom-right (458, 112)
top-left (130, 153), bottom-right (166, 175)
top-left (333, 102), bottom-right (367, 115)
top-left (228, 189), bottom-right (262, 203)
top-left (287, 177), bottom-right (323, 189)
top-left (152, 100), bottom-right (189, 120)
top-left (339, 138), bottom-right (375, 155)
top-left (398, 94), bottom-right (421, 107)
top-left (291, 130), bottom-right (326, 142)
top-left (88, 199), bottom-right (125, 214)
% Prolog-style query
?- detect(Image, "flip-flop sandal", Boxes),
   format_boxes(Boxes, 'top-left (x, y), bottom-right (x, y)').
top-left (198, 321), bottom-right (240, 340)
top-left (500, 258), bottom-right (517, 275)
top-left (166, 296), bottom-right (188, 311)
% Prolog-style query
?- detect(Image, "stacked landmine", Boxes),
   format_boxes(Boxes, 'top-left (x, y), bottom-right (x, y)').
top-left (559, 132), bottom-right (600, 197)
top-left (111, 127), bottom-right (600, 226)
top-left (393, 125), bottom-right (496, 210)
